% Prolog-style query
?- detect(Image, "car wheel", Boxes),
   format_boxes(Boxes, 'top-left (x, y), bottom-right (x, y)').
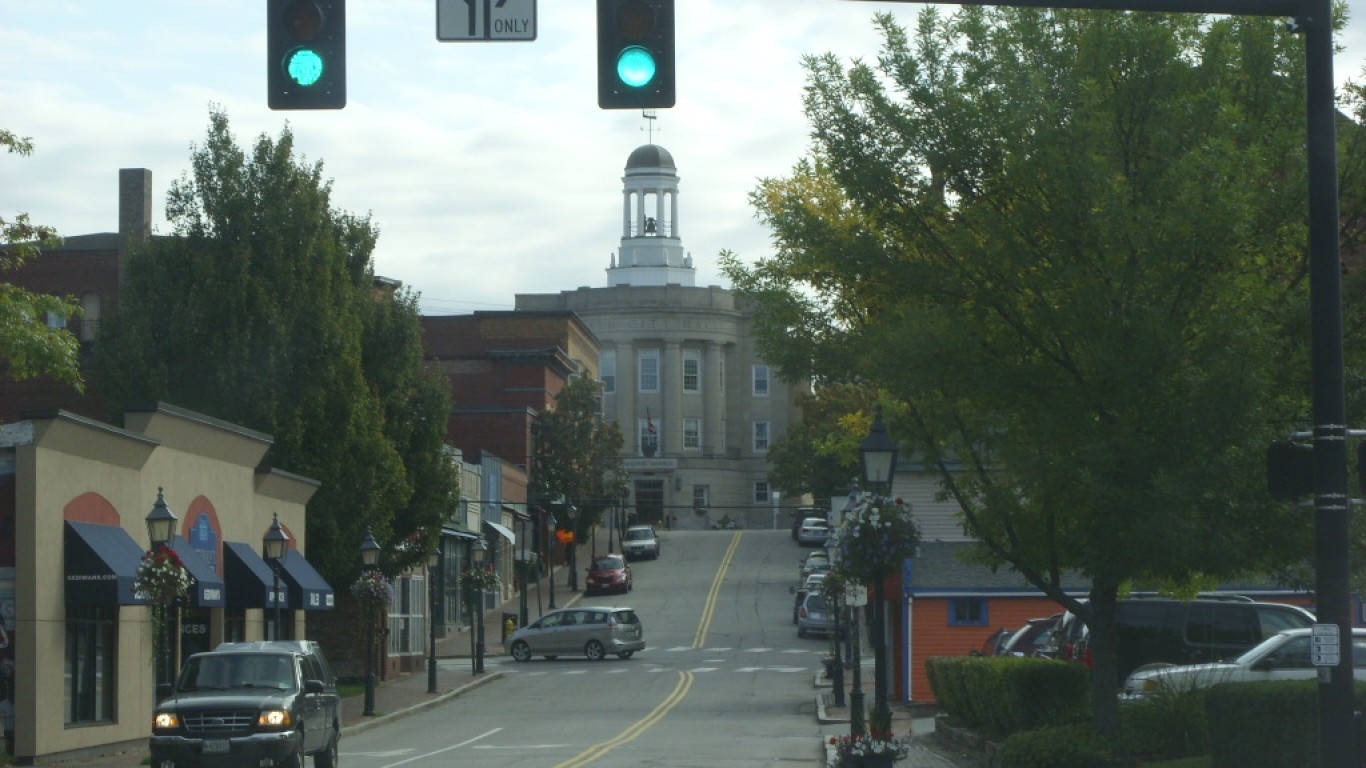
top-left (617, 650), bottom-right (635, 659)
top-left (314, 725), bottom-right (340, 768)
top-left (585, 639), bottom-right (606, 661)
top-left (511, 640), bottom-right (532, 662)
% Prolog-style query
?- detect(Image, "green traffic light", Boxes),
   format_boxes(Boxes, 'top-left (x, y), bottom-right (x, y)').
top-left (616, 46), bottom-right (657, 89)
top-left (285, 47), bottom-right (325, 87)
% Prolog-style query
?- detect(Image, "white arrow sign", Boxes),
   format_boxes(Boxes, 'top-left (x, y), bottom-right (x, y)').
top-left (438, 0), bottom-right (537, 42)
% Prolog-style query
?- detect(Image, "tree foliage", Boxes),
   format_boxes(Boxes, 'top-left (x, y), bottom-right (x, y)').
top-left (0, 129), bottom-right (82, 389)
top-left (95, 108), bottom-right (455, 586)
top-left (767, 382), bottom-right (877, 505)
top-left (722, 9), bottom-right (1355, 734)
top-left (531, 376), bottom-right (625, 539)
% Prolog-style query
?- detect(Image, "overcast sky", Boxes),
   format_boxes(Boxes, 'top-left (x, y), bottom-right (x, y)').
top-left (4, 1), bottom-right (1366, 316)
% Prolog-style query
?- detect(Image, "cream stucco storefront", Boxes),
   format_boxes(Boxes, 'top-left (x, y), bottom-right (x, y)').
top-left (0, 402), bottom-right (329, 763)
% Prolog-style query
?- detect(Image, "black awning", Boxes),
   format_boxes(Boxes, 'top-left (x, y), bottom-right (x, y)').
top-left (224, 541), bottom-right (285, 611)
top-left (65, 521), bottom-right (147, 606)
top-left (169, 536), bottom-right (225, 608)
top-left (278, 550), bottom-right (334, 611)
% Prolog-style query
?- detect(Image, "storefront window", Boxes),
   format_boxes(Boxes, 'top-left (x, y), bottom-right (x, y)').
top-left (65, 604), bottom-right (116, 724)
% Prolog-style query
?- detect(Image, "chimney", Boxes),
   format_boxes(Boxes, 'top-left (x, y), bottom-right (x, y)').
top-left (118, 168), bottom-right (152, 281)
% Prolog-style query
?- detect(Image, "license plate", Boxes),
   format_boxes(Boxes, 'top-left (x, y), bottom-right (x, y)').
top-left (203, 739), bottom-right (229, 754)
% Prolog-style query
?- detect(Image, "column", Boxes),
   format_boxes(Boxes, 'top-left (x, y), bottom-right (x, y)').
top-left (664, 342), bottom-right (683, 455)
top-left (704, 342), bottom-right (725, 457)
top-left (622, 190), bottom-right (632, 238)
top-left (617, 341), bottom-right (636, 454)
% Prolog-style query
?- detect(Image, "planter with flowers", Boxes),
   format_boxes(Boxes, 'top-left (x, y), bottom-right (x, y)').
top-left (827, 731), bottom-right (912, 768)
top-left (463, 565), bottom-right (500, 594)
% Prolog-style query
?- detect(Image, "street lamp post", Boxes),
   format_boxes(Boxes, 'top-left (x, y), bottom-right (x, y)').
top-left (427, 545), bottom-right (441, 694)
top-left (472, 538), bottom-right (488, 674)
top-left (145, 488), bottom-right (178, 699)
top-left (263, 513), bottom-right (289, 641)
top-left (359, 528), bottom-right (380, 717)
top-left (566, 504), bottom-right (580, 592)
top-left (859, 405), bottom-right (898, 717)
top-left (826, 536), bottom-right (845, 709)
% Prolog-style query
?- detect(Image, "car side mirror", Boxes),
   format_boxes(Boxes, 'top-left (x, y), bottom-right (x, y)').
top-left (304, 679), bottom-right (325, 694)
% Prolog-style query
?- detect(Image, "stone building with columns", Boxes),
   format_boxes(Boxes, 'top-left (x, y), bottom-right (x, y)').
top-left (516, 144), bottom-right (806, 528)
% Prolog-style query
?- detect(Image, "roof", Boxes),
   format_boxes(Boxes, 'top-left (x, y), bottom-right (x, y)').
top-left (625, 144), bottom-right (675, 171)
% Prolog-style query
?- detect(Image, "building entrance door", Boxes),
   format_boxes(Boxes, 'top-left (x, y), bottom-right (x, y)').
top-left (633, 479), bottom-right (664, 527)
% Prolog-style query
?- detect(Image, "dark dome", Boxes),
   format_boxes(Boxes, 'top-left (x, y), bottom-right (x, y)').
top-left (625, 144), bottom-right (676, 171)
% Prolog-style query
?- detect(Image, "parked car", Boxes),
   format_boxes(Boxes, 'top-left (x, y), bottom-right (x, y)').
top-left (1121, 627), bottom-right (1366, 700)
top-left (1000, 614), bottom-right (1062, 657)
top-left (797, 516), bottom-right (831, 547)
top-left (797, 592), bottom-right (834, 638)
top-left (150, 640), bottom-right (340, 768)
top-left (1059, 597), bottom-right (1316, 683)
top-left (585, 554), bottom-right (632, 595)
top-left (799, 550), bottom-right (831, 582)
top-left (506, 606), bottom-right (645, 661)
top-left (620, 525), bottom-right (660, 560)
top-left (793, 572), bottom-right (827, 624)
top-left (969, 627), bottom-right (1014, 657)
top-left (791, 506), bottom-right (822, 540)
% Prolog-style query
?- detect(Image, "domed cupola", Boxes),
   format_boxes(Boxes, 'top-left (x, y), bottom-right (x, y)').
top-left (607, 144), bottom-right (694, 287)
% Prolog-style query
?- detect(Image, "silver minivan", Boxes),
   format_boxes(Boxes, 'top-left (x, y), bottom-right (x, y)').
top-left (506, 606), bottom-right (645, 661)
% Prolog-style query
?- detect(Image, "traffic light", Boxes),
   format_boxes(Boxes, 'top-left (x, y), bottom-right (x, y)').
top-left (268, 0), bottom-right (346, 110)
top-left (597, 0), bottom-right (675, 110)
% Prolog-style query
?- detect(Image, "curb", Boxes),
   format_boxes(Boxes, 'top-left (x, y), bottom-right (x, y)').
top-left (340, 671), bottom-right (505, 738)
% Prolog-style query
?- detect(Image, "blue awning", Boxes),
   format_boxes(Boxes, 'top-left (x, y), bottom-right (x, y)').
top-left (223, 541), bottom-right (285, 611)
top-left (169, 536), bottom-right (225, 608)
top-left (278, 549), bottom-right (334, 611)
top-left (65, 521), bottom-right (147, 606)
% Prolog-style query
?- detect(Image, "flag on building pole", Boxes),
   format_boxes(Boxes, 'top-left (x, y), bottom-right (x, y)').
top-left (646, 408), bottom-right (657, 436)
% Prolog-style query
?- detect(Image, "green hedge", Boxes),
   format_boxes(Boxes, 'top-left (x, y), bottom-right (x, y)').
top-left (926, 655), bottom-right (1089, 737)
top-left (1205, 680), bottom-right (1366, 768)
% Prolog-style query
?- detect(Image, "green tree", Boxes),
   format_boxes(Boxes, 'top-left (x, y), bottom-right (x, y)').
top-left (95, 108), bottom-right (450, 586)
top-left (532, 376), bottom-right (625, 544)
top-left (1, 130), bottom-right (82, 389)
top-left (724, 9), bottom-right (1340, 735)
top-left (767, 382), bottom-right (877, 504)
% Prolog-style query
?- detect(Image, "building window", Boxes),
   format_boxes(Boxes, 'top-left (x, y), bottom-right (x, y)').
top-left (638, 417), bottom-right (661, 456)
top-left (682, 351), bottom-right (701, 393)
top-left (693, 485), bottom-right (710, 509)
top-left (752, 364), bottom-right (770, 396)
top-left (600, 349), bottom-right (616, 394)
top-left (639, 349), bottom-right (660, 393)
top-left (80, 293), bottom-right (101, 341)
top-left (46, 310), bottom-right (67, 329)
top-left (683, 418), bottom-right (701, 450)
top-left (753, 481), bottom-right (771, 504)
top-left (949, 598), bottom-right (988, 627)
top-left (66, 604), bottom-right (116, 724)
top-left (753, 421), bottom-right (771, 453)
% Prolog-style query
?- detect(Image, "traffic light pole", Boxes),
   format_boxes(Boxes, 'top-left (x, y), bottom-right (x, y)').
top-left (848, 0), bottom-right (1349, 762)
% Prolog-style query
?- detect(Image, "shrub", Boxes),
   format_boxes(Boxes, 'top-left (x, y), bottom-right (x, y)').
top-left (1117, 682), bottom-right (1210, 758)
top-left (926, 655), bottom-right (1088, 737)
top-left (997, 724), bottom-right (1133, 768)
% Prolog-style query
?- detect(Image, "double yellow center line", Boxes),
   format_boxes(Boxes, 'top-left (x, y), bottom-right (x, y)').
top-left (553, 530), bottom-right (743, 767)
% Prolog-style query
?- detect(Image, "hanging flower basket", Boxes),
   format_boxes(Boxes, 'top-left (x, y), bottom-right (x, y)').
top-left (134, 544), bottom-right (192, 606)
top-left (463, 565), bottom-right (500, 593)
top-left (828, 494), bottom-right (920, 584)
top-left (350, 570), bottom-right (394, 607)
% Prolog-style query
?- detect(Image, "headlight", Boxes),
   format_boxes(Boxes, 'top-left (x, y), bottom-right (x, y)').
top-left (257, 709), bottom-right (294, 729)
top-left (152, 712), bottom-right (180, 730)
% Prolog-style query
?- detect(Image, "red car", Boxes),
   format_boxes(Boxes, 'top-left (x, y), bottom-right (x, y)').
top-left (585, 554), bottom-right (633, 596)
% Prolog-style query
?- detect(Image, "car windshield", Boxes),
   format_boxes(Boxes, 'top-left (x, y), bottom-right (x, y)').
top-left (593, 557), bottom-right (624, 570)
top-left (178, 654), bottom-right (295, 692)
top-left (624, 529), bottom-right (652, 540)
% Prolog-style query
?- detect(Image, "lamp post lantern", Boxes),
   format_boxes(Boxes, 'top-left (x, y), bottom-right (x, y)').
top-left (427, 545), bottom-right (441, 694)
top-left (145, 488), bottom-right (178, 699)
top-left (359, 527), bottom-right (380, 717)
top-left (859, 406), bottom-right (897, 717)
top-left (472, 538), bottom-right (488, 674)
top-left (262, 513), bottom-right (289, 641)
